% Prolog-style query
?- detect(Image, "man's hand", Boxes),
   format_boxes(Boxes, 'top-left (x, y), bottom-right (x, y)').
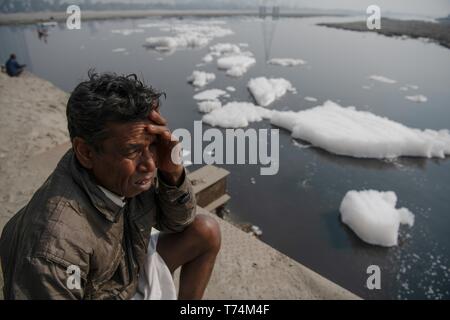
top-left (146, 110), bottom-right (184, 186)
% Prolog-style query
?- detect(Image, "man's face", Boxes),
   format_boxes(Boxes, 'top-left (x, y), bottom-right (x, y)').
top-left (89, 120), bottom-right (158, 198)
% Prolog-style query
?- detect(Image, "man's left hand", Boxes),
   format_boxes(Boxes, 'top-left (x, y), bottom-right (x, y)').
top-left (146, 110), bottom-right (184, 186)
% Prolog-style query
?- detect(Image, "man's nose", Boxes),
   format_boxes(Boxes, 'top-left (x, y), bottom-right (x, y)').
top-left (137, 148), bottom-right (156, 173)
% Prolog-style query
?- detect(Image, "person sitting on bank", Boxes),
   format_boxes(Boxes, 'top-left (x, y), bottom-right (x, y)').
top-left (5, 54), bottom-right (26, 77)
top-left (0, 71), bottom-right (221, 300)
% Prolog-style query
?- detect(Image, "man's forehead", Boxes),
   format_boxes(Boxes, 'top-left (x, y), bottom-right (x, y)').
top-left (106, 120), bottom-right (155, 144)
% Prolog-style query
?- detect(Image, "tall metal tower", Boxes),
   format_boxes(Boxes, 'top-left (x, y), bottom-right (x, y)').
top-left (258, 0), bottom-right (280, 62)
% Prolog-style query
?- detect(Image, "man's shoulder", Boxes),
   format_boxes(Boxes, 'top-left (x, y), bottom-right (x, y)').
top-left (27, 193), bottom-right (95, 273)
top-left (4, 152), bottom-right (97, 263)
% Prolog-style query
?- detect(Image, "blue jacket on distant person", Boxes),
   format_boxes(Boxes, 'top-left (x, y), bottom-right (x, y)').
top-left (5, 54), bottom-right (26, 77)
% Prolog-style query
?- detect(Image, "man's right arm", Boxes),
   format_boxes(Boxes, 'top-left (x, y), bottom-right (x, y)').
top-left (11, 60), bottom-right (25, 69)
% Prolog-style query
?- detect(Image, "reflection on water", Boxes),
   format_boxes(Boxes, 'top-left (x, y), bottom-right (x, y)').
top-left (1, 16), bottom-right (449, 299)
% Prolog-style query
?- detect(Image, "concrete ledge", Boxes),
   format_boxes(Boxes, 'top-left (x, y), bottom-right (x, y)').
top-left (191, 207), bottom-right (359, 300)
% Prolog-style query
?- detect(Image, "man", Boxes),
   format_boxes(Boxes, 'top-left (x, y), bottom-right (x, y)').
top-left (5, 54), bottom-right (26, 77)
top-left (0, 71), bottom-right (221, 299)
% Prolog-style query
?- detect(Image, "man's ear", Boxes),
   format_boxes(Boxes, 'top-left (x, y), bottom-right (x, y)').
top-left (72, 137), bottom-right (96, 169)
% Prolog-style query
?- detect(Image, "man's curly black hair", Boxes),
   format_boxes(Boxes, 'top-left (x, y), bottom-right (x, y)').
top-left (67, 70), bottom-right (165, 151)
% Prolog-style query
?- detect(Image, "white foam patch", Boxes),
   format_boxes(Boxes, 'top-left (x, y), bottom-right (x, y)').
top-left (270, 100), bottom-right (450, 159)
top-left (405, 95), bottom-right (428, 103)
top-left (145, 35), bottom-right (208, 53)
top-left (193, 89), bottom-right (227, 101)
top-left (247, 77), bottom-right (295, 107)
top-left (144, 22), bottom-right (234, 53)
top-left (226, 86), bottom-right (236, 92)
top-left (204, 42), bottom-right (255, 76)
top-left (209, 43), bottom-right (241, 56)
top-left (304, 96), bottom-right (318, 102)
top-left (112, 48), bottom-right (127, 53)
top-left (202, 101), bottom-right (274, 128)
top-left (400, 84), bottom-right (419, 92)
top-left (111, 29), bottom-right (144, 36)
top-left (340, 190), bottom-right (415, 247)
top-left (138, 22), bottom-right (172, 29)
top-left (369, 75), bottom-right (397, 84)
top-left (217, 55), bottom-right (256, 77)
top-left (268, 58), bottom-right (306, 66)
top-left (187, 71), bottom-right (216, 88)
top-left (292, 139), bottom-right (311, 149)
top-left (202, 54), bottom-right (214, 63)
top-left (197, 100), bottom-right (222, 113)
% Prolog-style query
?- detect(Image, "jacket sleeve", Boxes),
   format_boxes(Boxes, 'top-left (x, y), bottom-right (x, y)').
top-left (12, 257), bottom-right (84, 300)
top-left (154, 168), bottom-right (197, 233)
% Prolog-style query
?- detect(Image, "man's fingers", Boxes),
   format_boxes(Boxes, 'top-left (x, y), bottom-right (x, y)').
top-left (148, 110), bottom-right (167, 126)
top-left (147, 124), bottom-right (172, 141)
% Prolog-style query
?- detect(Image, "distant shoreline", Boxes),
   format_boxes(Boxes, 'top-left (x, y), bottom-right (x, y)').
top-left (318, 17), bottom-right (450, 50)
top-left (0, 9), bottom-right (343, 26)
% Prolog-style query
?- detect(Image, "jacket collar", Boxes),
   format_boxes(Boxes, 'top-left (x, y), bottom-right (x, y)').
top-left (63, 148), bottom-right (126, 223)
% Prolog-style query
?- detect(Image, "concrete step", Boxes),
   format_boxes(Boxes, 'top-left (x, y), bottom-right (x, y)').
top-left (204, 194), bottom-right (231, 212)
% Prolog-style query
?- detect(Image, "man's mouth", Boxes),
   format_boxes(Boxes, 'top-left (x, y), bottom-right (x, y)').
top-left (135, 177), bottom-right (152, 186)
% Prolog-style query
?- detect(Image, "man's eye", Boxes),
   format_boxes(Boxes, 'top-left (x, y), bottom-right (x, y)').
top-left (126, 150), bottom-right (140, 158)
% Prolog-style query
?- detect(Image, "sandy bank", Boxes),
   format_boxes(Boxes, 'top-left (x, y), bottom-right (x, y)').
top-left (0, 71), bottom-right (69, 228)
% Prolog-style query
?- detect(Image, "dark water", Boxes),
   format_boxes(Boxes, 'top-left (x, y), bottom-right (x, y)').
top-left (1, 16), bottom-right (449, 299)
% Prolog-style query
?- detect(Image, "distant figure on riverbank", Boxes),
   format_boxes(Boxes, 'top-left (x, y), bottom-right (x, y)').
top-left (5, 54), bottom-right (26, 77)
top-left (37, 25), bottom-right (49, 43)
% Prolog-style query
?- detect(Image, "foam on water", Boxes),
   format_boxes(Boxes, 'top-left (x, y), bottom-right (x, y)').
top-left (193, 89), bottom-right (227, 101)
top-left (270, 100), bottom-right (450, 159)
top-left (187, 71), bottom-right (216, 88)
top-left (112, 48), bottom-right (127, 53)
top-left (197, 100), bottom-right (222, 113)
top-left (144, 22), bottom-right (233, 53)
top-left (405, 95), bottom-right (428, 103)
top-left (340, 190), bottom-right (415, 247)
top-left (202, 101), bottom-right (274, 128)
top-left (268, 58), bottom-right (306, 66)
top-left (217, 55), bottom-right (256, 77)
top-left (369, 75), bottom-right (397, 84)
top-left (247, 77), bottom-right (295, 106)
top-left (111, 29), bottom-right (144, 36)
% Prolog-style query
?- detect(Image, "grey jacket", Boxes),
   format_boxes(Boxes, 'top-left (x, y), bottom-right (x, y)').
top-left (0, 149), bottom-right (196, 299)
